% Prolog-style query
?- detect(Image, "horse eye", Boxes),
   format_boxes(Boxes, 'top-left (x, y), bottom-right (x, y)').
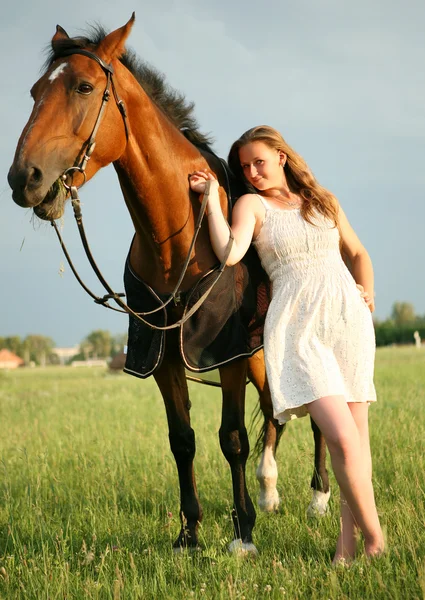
top-left (77, 83), bottom-right (93, 95)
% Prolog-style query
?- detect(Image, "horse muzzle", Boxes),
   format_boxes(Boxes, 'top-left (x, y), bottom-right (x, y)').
top-left (8, 162), bottom-right (68, 220)
top-left (8, 161), bottom-right (50, 208)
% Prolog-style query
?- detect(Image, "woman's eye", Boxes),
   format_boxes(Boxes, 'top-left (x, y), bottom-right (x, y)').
top-left (77, 83), bottom-right (93, 95)
top-left (256, 160), bottom-right (264, 165)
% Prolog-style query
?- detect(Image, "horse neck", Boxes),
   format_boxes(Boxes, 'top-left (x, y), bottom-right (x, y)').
top-left (113, 74), bottom-right (218, 292)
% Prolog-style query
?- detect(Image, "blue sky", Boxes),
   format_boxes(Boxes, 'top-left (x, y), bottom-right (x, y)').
top-left (1, 0), bottom-right (424, 347)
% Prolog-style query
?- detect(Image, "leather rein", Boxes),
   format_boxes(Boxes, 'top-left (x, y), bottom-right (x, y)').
top-left (50, 49), bottom-right (234, 333)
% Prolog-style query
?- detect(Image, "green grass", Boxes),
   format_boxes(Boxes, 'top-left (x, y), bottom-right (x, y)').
top-left (0, 346), bottom-right (424, 599)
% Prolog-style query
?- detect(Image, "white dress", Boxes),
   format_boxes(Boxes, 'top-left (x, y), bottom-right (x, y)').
top-left (253, 197), bottom-right (376, 424)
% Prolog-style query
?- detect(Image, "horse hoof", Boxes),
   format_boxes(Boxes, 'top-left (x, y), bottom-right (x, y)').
top-left (228, 539), bottom-right (258, 556)
top-left (172, 545), bottom-right (202, 555)
top-left (307, 490), bottom-right (331, 517)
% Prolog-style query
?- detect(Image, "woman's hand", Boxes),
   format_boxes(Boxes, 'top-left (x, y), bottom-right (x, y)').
top-left (356, 284), bottom-right (375, 312)
top-left (189, 170), bottom-right (220, 195)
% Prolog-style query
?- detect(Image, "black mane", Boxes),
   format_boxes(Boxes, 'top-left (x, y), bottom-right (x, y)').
top-left (44, 25), bottom-right (214, 150)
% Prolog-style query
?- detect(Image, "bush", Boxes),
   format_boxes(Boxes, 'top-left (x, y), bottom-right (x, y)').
top-left (374, 322), bottom-right (425, 347)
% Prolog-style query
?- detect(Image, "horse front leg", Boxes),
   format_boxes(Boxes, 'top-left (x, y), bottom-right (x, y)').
top-left (248, 351), bottom-right (285, 512)
top-left (154, 332), bottom-right (202, 550)
top-left (307, 416), bottom-right (331, 517)
top-left (218, 358), bottom-right (257, 555)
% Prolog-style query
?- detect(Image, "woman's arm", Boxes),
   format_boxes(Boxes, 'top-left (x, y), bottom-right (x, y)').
top-left (190, 171), bottom-right (258, 266)
top-left (338, 204), bottom-right (375, 312)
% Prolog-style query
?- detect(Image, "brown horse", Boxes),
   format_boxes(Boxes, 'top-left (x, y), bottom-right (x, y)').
top-left (8, 15), bottom-right (330, 553)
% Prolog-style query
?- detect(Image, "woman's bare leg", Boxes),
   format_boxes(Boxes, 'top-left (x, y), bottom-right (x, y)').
top-left (307, 396), bottom-right (384, 560)
top-left (334, 402), bottom-right (373, 561)
top-left (334, 492), bottom-right (358, 562)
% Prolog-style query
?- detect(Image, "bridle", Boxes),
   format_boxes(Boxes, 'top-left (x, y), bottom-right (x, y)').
top-left (50, 49), bottom-right (234, 332)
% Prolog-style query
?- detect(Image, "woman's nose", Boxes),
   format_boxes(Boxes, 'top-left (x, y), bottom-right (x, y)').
top-left (249, 165), bottom-right (257, 178)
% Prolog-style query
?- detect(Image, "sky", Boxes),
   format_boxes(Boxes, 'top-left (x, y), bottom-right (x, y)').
top-left (1, 0), bottom-right (424, 347)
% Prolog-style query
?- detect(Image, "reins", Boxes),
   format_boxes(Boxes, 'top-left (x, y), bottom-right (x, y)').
top-left (51, 48), bottom-right (235, 333)
top-left (51, 180), bottom-right (234, 331)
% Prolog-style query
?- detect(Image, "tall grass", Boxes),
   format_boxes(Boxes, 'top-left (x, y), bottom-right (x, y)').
top-left (0, 346), bottom-right (424, 599)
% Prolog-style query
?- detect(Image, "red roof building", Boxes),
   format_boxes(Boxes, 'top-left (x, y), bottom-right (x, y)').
top-left (0, 349), bottom-right (25, 369)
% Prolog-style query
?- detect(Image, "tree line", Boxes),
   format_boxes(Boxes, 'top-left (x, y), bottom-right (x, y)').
top-left (1, 302), bottom-right (424, 366)
top-left (374, 302), bottom-right (425, 346)
top-left (0, 331), bottom-right (127, 366)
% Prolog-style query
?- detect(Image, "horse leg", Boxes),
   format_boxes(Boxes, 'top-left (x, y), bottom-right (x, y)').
top-left (153, 332), bottom-right (202, 550)
top-left (247, 350), bottom-right (285, 512)
top-left (218, 358), bottom-right (257, 554)
top-left (307, 416), bottom-right (331, 517)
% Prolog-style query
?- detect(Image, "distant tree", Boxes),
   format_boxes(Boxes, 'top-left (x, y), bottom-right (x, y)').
top-left (391, 302), bottom-right (416, 326)
top-left (111, 333), bottom-right (128, 357)
top-left (82, 330), bottom-right (112, 359)
top-left (79, 338), bottom-right (92, 360)
top-left (23, 335), bottom-right (55, 366)
top-left (415, 314), bottom-right (425, 326)
top-left (4, 336), bottom-right (23, 357)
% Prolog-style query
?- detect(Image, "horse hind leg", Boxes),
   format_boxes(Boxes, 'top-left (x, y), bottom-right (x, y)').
top-left (218, 358), bottom-right (257, 555)
top-left (247, 351), bottom-right (285, 513)
top-left (255, 418), bottom-right (284, 512)
top-left (307, 416), bottom-right (331, 517)
top-left (153, 331), bottom-right (202, 550)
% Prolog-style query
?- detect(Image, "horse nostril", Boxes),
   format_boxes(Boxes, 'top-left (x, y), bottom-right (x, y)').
top-left (8, 163), bottom-right (45, 197)
top-left (29, 166), bottom-right (43, 186)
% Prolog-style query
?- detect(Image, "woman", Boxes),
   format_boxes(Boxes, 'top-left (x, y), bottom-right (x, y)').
top-left (189, 125), bottom-right (384, 562)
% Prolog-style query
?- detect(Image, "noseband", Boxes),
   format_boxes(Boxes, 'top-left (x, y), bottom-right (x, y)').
top-left (50, 49), bottom-right (234, 332)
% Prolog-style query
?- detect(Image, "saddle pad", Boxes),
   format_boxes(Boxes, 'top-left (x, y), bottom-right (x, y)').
top-left (123, 247), bottom-right (270, 378)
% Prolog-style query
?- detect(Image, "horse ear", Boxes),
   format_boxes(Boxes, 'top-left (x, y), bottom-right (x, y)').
top-left (52, 25), bottom-right (70, 44)
top-left (96, 13), bottom-right (135, 62)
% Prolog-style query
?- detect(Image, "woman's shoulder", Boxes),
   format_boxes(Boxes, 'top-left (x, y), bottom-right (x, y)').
top-left (235, 192), bottom-right (260, 203)
top-left (232, 194), bottom-right (266, 238)
top-left (232, 193), bottom-right (265, 217)
top-left (234, 193), bottom-right (264, 210)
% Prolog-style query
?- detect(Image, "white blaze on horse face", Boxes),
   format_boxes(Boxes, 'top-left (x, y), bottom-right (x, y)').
top-left (48, 63), bottom-right (68, 82)
top-left (256, 444), bottom-right (280, 512)
top-left (18, 63), bottom-right (67, 163)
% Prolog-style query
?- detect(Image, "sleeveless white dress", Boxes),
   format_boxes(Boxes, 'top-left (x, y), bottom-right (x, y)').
top-left (253, 197), bottom-right (376, 424)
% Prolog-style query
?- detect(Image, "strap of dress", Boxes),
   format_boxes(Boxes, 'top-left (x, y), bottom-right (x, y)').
top-left (256, 194), bottom-right (270, 210)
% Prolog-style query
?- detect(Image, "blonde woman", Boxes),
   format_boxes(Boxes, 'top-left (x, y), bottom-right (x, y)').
top-left (189, 125), bottom-right (384, 562)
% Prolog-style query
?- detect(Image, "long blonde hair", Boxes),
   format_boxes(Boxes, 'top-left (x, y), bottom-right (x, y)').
top-left (228, 125), bottom-right (339, 228)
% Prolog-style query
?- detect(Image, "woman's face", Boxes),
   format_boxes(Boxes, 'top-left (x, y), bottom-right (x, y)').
top-left (239, 141), bottom-right (284, 191)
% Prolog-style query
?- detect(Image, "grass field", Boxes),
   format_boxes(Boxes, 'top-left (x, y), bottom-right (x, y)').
top-left (0, 346), bottom-right (424, 599)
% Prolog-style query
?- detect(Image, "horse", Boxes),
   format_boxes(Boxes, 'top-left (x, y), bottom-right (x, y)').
top-left (8, 15), bottom-right (330, 553)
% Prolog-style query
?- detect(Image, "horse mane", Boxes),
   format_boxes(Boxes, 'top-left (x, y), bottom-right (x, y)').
top-left (44, 25), bottom-right (215, 151)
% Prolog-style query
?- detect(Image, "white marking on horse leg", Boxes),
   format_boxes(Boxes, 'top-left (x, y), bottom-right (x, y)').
top-left (228, 538), bottom-right (258, 556)
top-left (307, 489), bottom-right (331, 517)
top-left (48, 62), bottom-right (68, 82)
top-left (172, 545), bottom-right (201, 555)
top-left (256, 444), bottom-right (280, 512)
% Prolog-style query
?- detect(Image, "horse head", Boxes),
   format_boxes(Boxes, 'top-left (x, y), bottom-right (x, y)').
top-left (8, 14), bottom-right (135, 220)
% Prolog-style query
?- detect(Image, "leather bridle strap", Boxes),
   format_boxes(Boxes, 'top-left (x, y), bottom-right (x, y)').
top-left (60, 48), bottom-right (129, 134)
top-left (61, 48), bottom-right (114, 73)
top-left (50, 47), bottom-right (234, 330)
top-left (59, 49), bottom-right (128, 186)
top-left (52, 180), bottom-right (234, 330)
